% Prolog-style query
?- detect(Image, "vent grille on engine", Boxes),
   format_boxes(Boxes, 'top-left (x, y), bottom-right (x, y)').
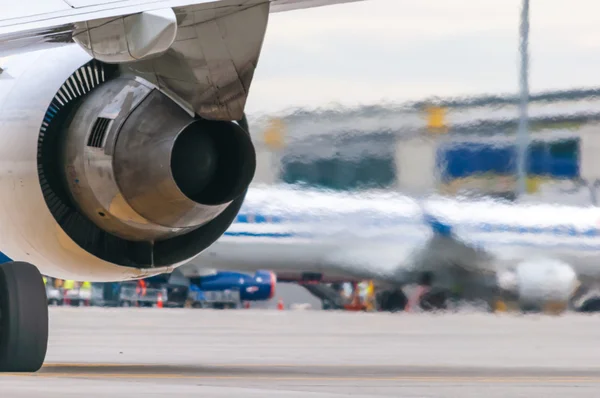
top-left (37, 59), bottom-right (247, 269)
top-left (39, 60), bottom-right (107, 145)
top-left (36, 60), bottom-right (142, 266)
top-left (87, 117), bottom-right (111, 148)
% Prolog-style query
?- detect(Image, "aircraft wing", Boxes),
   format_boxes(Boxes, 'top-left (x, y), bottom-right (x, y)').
top-left (320, 215), bottom-right (497, 289)
top-left (0, 0), bottom-right (365, 121)
top-left (0, 0), bottom-right (363, 56)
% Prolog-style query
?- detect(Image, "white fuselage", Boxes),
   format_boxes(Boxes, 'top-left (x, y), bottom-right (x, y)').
top-left (182, 185), bottom-right (600, 290)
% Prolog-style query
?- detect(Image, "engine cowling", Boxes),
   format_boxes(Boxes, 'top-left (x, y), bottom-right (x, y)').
top-left (59, 75), bottom-right (254, 242)
top-left (500, 259), bottom-right (579, 311)
top-left (190, 270), bottom-right (276, 301)
top-left (0, 44), bottom-right (256, 281)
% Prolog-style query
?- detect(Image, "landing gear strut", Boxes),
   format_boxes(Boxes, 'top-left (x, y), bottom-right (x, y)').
top-left (0, 262), bottom-right (48, 372)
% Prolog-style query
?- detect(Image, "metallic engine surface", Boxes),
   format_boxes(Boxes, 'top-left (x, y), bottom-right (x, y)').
top-left (62, 75), bottom-right (253, 242)
top-left (120, 2), bottom-right (271, 121)
top-left (61, 76), bottom-right (177, 242)
top-left (112, 88), bottom-right (240, 229)
top-left (0, 45), bottom-right (177, 281)
top-left (72, 8), bottom-right (178, 63)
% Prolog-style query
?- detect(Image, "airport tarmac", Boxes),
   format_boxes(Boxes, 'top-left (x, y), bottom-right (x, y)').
top-left (4, 308), bottom-right (600, 397)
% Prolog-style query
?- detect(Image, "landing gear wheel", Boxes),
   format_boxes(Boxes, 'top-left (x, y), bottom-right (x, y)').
top-left (419, 289), bottom-right (448, 312)
top-left (377, 290), bottom-right (408, 312)
top-left (0, 262), bottom-right (48, 372)
top-left (579, 297), bottom-right (600, 313)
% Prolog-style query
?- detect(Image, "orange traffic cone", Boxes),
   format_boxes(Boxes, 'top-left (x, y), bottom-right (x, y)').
top-left (156, 292), bottom-right (164, 309)
top-left (277, 298), bottom-right (284, 310)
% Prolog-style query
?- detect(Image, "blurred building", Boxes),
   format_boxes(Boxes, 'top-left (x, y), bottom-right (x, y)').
top-left (247, 88), bottom-right (600, 204)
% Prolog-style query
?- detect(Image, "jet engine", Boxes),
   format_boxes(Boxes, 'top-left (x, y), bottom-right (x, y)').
top-left (190, 270), bottom-right (277, 301)
top-left (499, 259), bottom-right (579, 312)
top-left (0, 44), bottom-right (256, 280)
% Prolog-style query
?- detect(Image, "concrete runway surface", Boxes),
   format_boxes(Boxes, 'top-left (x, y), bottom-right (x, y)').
top-left (4, 308), bottom-right (600, 397)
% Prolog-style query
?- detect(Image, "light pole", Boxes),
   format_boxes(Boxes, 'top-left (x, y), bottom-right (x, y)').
top-left (516, 0), bottom-right (530, 198)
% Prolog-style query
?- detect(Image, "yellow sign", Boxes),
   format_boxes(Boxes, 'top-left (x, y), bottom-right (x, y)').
top-left (525, 176), bottom-right (543, 194)
top-left (439, 174), bottom-right (547, 195)
top-left (425, 106), bottom-right (448, 133)
top-left (263, 118), bottom-right (286, 150)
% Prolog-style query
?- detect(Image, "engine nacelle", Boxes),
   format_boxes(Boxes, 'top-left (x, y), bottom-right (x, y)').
top-left (0, 44), bottom-right (256, 281)
top-left (61, 76), bottom-right (253, 242)
top-left (190, 270), bottom-right (276, 301)
top-left (502, 259), bottom-right (579, 311)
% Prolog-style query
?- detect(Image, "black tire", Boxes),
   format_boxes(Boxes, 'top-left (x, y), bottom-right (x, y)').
top-left (377, 290), bottom-right (408, 312)
top-left (389, 290), bottom-right (408, 312)
top-left (0, 262), bottom-right (49, 372)
top-left (420, 289), bottom-right (448, 312)
top-left (579, 297), bottom-right (600, 313)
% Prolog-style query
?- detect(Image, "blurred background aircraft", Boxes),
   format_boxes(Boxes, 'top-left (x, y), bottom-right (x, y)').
top-left (66, 0), bottom-right (600, 314)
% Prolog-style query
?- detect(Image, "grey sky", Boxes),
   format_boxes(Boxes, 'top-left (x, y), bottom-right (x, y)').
top-left (245, 0), bottom-right (600, 115)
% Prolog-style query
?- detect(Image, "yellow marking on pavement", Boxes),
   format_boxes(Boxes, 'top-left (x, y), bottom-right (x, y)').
top-left (43, 363), bottom-right (428, 368)
top-left (3, 373), bottom-right (600, 383)
top-left (43, 363), bottom-right (153, 368)
top-left (13, 363), bottom-right (598, 384)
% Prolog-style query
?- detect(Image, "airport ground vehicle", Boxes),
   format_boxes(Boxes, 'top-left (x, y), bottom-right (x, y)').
top-left (90, 282), bottom-right (167, 308)
top-left (188, 289), bottom-right (242, 309)
top-left (87, 281), bottom-right (243, 309)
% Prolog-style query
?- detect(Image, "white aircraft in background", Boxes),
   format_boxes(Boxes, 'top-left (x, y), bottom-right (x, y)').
top-left (182, 184), bottom-right (600, 313)
top-left (0, 0), bottom-right (367, 372)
